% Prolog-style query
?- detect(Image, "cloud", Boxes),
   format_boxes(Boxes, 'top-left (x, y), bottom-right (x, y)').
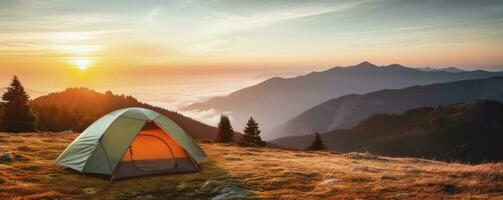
top-left (99, 73), bottom-right (266, 127)
top-left (183, 0), bottom-right (371, 53)
top-left (47, 30), bottom-right (129, 43)
top-left (180, 108), bottom-right (232, 126)
top-left (199, 1), bottom-right (365, 37)
top-left (335, 17), bottom-right (503, 37)
top-left (0, 30), bottom-right (126, 59)
top-left (144, 7), bottom-right (162, 23)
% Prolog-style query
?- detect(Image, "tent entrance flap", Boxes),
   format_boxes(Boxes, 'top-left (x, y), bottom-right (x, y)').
top-left (114, 123), bottom-right (199, 178)
top-left (130, 134), bottom-right (177, 171)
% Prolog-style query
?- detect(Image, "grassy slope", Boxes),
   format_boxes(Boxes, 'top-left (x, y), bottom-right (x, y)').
top-left (1, 132), bottom-right (503, 199)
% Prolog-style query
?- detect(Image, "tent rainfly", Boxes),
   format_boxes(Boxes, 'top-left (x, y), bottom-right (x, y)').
top-left (56, 107), bottom-right (207, 180)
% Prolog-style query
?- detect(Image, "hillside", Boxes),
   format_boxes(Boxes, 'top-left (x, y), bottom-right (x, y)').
top-left (1, 132), bottom-right (503, 199)
top-left (29, 88), bottom-right (226, 140)
top-left (183, 61), bottom-right (503, 139)
top-left (273, 101), bottom-right (503, 163)
top-left (271, 76), bottom-right (503, 139)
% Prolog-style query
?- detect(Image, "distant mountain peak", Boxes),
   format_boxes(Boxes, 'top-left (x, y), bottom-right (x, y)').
top-left (355, 61), bottom-right (378, 68)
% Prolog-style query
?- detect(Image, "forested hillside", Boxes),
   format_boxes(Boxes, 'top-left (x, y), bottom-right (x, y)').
top-left (29, 88), bottom-right (222, 140)
top-left (273, 101), bottom-right (503, 163)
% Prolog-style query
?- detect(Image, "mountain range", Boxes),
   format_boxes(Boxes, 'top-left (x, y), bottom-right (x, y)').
top-left (271, 100), bottom-right (503, 163)
top-left (271, 76), bottom-right (503, 139)
top-left (183, 62), bottom-right (503, 139)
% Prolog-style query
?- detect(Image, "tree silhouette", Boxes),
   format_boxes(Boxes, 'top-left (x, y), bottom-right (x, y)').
top-left (305, 132), bottom-right (327, 151)
top-left (215, 115), bottom-right (234, 143)
top-left (238, 117), bottom-right (266, 147)
top-left (1, 76), bottom-right (36, 132)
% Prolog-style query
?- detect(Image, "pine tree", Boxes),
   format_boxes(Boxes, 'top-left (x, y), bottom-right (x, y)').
top-left (305, 132), bottom-right (327, 151)
top-left (0, 76), bottom-right (36, 132)
top-left (238, 117), bottom-right (266, 147)
top-left (215, 115), bottom-right (234, 143)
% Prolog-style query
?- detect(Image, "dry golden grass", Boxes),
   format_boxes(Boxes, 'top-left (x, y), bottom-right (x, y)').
top-left (1, 132), bottom-right (503, 199)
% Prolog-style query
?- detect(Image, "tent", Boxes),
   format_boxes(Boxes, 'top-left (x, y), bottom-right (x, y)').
top-left (56, 107), bottom-right (207, 180)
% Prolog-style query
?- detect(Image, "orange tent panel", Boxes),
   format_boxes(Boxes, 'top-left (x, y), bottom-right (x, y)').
top-left (121, 129), bottom-right (190, 161)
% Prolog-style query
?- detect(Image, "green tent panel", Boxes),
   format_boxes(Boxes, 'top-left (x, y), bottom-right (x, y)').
top-left (56, 107), bottom-right (207, 179)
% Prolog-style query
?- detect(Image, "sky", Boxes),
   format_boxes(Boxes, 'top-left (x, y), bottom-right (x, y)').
top-left (1, 0), bottom-right (503, 94)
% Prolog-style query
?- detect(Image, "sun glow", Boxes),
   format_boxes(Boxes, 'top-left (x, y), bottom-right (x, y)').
top-left (72, 58), bottom-right (93, 70)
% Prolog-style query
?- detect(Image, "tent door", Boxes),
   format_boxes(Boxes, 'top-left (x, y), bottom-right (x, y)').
top-left (129, 134), bottom-right (177, 172)
top-left (114, 125), bottom-right (199, 179)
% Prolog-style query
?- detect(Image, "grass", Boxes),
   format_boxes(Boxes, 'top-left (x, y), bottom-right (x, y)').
top-left (1, 132), bottom-right (503, 199)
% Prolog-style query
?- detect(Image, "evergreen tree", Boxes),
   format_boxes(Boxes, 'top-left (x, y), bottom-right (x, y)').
top-left (238, 117), bottom-right (266, 147)
top-left (1, 76), bottom-right (36, 132)
top-left (215, 115), bottom-right (234, 143)
top-left (305, 132), bottom-right (327, 151)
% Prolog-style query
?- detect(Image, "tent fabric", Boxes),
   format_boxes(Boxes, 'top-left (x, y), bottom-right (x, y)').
top-left (114, 128), bottom-right (198, 178)
top-left (55, 107), bottom-right (207, 178)
top-left (121, 129), bottom-right (190, 161)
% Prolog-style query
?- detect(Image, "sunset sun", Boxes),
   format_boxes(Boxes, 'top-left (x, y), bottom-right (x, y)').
top-left (72, 58), bottom-right (93, 70)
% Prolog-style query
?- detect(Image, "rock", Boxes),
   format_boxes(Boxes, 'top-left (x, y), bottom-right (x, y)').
top-left (1, 152), bottom-right (14, 163)
top-left (200, 180), bottom-right (225, 193)
top-left (211, 186), bottom-right (250, 200)
top-left (318, 178), bottom-right (338, 186)
top-left (219, 187), bottom-right (235, 194)
top-left (397, 193), bottom-right (416, 199)
top-left (201, 180), bottom-right (222, 189)
top-left (83, 187), bottom-right (97, 195)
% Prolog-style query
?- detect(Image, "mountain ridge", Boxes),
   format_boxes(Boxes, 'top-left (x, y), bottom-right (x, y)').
top-left (183, 62), bottom-right (503, 139)
top-left (270, 76), bottom-right (503, 139)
